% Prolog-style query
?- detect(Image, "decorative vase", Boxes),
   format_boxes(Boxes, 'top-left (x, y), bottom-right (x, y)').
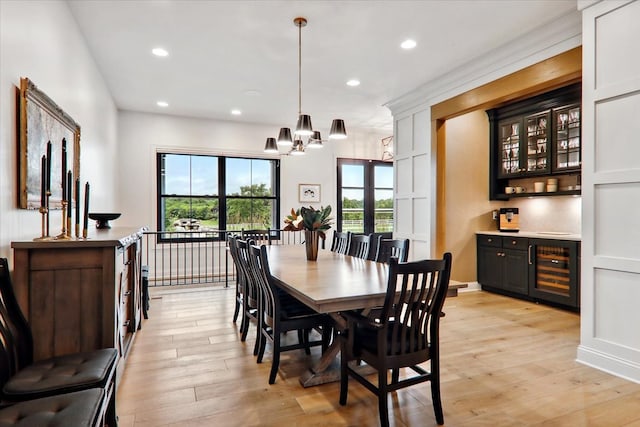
top-left (304, 230), bottom-right (320, 261)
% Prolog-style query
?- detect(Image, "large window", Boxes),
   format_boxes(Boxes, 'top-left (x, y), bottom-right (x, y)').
top-left (157, 153), bottom-right (279, 235)
top-left (337, 159), bottom-right (393, 234)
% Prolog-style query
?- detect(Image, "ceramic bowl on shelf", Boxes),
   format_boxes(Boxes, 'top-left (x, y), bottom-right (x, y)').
top-left (88, 213), bottom-right (121, 229)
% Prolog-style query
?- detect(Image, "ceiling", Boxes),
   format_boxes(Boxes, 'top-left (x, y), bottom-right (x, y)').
top-left (67, 0), bottom-right (577, 135)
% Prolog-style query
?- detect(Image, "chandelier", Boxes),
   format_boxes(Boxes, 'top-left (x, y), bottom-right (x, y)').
top-left (264, 17), bottom-right (347, 155)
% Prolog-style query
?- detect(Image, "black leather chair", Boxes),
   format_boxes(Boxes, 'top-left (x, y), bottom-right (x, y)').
top-left (339, 253), bottom-right (453, 427)
top-left (373, 236), bottom-right (410, 263)
top-left (248, 244), bottom-right (332, 384)
top-left (330, 231), bottom-right (350, 254)
top-left (348, 233), bottom-right (372, 259)
top-left (0, 258), bottom-right (117, 426)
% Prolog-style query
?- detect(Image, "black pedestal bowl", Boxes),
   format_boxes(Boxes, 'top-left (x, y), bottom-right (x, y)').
top-left (88, 213), bottom-right (121, 229)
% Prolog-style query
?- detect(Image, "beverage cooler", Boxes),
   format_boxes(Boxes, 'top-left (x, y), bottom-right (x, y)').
top-left (528, 239), bottom-right (580, 309)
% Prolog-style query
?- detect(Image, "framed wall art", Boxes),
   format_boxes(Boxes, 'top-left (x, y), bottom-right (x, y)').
top-left (298, 183), bottom-right (321, 203)
top-left (19, 77), bottom-right (81, 209)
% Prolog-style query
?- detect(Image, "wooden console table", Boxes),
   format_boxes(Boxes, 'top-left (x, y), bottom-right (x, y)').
top-left (11, 227), bottom-right (146, 375)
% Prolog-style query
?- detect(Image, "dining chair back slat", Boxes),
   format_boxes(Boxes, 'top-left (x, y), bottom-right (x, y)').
top-left (348, 234), bottom-right (371, 259)
top-left (374, 237), bottom-right (410, 263)
top-left (330, 231), bottom-right (350, 255)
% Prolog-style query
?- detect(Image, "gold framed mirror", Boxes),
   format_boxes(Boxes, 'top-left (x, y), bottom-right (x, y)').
top-left (19, 77), bottom-right (80, 209)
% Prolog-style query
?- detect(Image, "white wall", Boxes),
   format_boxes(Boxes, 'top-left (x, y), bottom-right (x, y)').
top-left (0, 0), bottom-right (118, 261)
top-left (116, 110), bottom-right (387, 231)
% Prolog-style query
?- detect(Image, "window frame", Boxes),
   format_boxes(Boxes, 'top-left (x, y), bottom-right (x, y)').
top-left (336, 158), bottom-right (393, 235)
top-left (156, 153), bottom-right (280, 242)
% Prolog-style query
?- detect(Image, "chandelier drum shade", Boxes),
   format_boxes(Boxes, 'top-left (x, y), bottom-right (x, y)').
top-left (264, 17), bottom-right (347, 155)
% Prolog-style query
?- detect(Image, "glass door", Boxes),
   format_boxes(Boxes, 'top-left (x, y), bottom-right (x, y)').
top-left (528, 239), bottom-right (579, 308)
top-left (554, 104), bottom-right (581, 171)
top-left (498, 118), bottom-right (522, 177)
top-left (525, 111), bottom-right (550, 174)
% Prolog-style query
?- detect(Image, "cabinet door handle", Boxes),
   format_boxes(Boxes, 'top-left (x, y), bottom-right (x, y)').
top-left (528, 245), bottom-right (532, 265)
top-left (551, 259), bottom-right (559, 264)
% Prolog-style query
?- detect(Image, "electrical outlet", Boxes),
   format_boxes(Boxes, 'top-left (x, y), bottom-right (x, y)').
top-left (492, 210), bottom-right (498, 220)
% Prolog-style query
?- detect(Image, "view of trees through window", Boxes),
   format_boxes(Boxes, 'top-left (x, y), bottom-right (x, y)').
top-left (157, 153), bottom-right (279, 234)
top-left (338, 159), bottom-right (393, 234)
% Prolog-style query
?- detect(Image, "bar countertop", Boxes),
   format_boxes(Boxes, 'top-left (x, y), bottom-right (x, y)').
top-left (476, 230), bottom-right (581, 241)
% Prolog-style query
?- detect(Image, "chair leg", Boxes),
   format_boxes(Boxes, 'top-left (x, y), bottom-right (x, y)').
top-left (302, 329), bottom-right (311, 355)
top-left (253, 324), bottom-right (261, 356)
top-left (233, 295), bottom-right (240, 323)
top-left (339, 341), bottom-right (349, 406)
top-left (240, 298), bottom-right (249, 341)
top-left (106, 385), bottom-right (118, 427)
top-left (321, 325), bottom-right (331, 352)
top-left (431, 362), bottom-right (444, 425)
top-left (269, 330), bottom-right (281, 384)
top-left (378, 370), bottom-right (390, 427)
top-left (391, 368), bottom-right (399, 384)
top-left (257, 329), bottom-right (267, 363)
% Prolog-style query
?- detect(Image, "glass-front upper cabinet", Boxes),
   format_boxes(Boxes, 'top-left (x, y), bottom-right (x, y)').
top-left (498, 118), bottom-right (523, 177)
top-left (554, 104), bottom-right (581, 172)
top-left (525, 111), bottom-right (551, 174)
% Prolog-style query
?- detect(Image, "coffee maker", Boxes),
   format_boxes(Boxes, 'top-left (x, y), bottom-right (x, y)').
top-left (498, 208), bottom-right (519, 232)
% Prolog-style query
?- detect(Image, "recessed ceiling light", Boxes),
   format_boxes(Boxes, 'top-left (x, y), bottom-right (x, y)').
top-left (231, 109), bottom-right (242, 115)
top-left (156, 101), bottom-right (169, 107)
top-left (400, 39), bottom-right (417, 50)
top-left (346, 79), bottom-right (360, 87)
top-left (152, 47), bottom-right (169, 57)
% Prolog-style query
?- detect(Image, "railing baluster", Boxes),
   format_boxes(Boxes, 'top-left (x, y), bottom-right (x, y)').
top-left (141, 229), bottom-right (306, 288)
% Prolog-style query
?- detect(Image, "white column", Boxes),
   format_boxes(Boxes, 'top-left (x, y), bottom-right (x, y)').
top-left (578, 0), bottom-right (640, 383)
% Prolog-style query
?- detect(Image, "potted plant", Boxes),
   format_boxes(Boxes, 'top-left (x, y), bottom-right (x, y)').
top-left (283, 205), bottom-right (333, 260)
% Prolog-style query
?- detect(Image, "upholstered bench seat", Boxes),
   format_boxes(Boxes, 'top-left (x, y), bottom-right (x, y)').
top-left (2, 348), bottom-right (117, 400)
top-left (0, 388), bottom-right (104, 427)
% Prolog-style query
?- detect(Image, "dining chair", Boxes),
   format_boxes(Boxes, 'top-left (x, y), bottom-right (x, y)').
top-left (0, 258), bottom-right (118, 426)
top-left (330, 231), bottom-right (351, 254)
top-left (339, 253), bottom-right (453, 427)
top-left (374, 236), bottom-right (410, 263)
top-left (248, 244), bottom-right (333, 384)
top-left (347, 233), bottom-right (371, 259)
top-left (233, 239), bottom-right (260, 355)
top-left (227, 234), bottom-right (243, 323)
top-left (241, 228), bottom-right (273, 245)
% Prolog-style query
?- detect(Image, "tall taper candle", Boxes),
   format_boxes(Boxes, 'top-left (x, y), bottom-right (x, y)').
top-left (67, 171), bottom-right (72, 218)
top-left (75, 178), bottom-right (80, 223)
top-left (83, 182), bottom-right (90, 238)
top-left (61, 138), bottom-right (67, 201)
top-left (40, 155), bottom-right (46, 207)
top-left (45, 141), bottom-right (52, 194)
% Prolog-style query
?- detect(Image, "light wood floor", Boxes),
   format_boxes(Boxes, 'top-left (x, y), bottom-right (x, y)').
top-left (116, 286), bottom-right (640, 427)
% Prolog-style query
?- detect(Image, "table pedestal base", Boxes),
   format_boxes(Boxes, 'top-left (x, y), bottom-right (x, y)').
top-left (299, 337), bottom-right (376, 387)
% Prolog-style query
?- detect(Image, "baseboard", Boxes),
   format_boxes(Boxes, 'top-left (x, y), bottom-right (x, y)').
top-left (576, 345), bottom-right (640, 385)
top-left (459, 281), bottom-right (481, 293)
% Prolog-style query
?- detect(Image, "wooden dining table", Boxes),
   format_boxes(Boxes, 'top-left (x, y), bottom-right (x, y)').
top-left (264, 245), bottom-right (467, 387)
top-left (265, 245), bottom-right (388, 386)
